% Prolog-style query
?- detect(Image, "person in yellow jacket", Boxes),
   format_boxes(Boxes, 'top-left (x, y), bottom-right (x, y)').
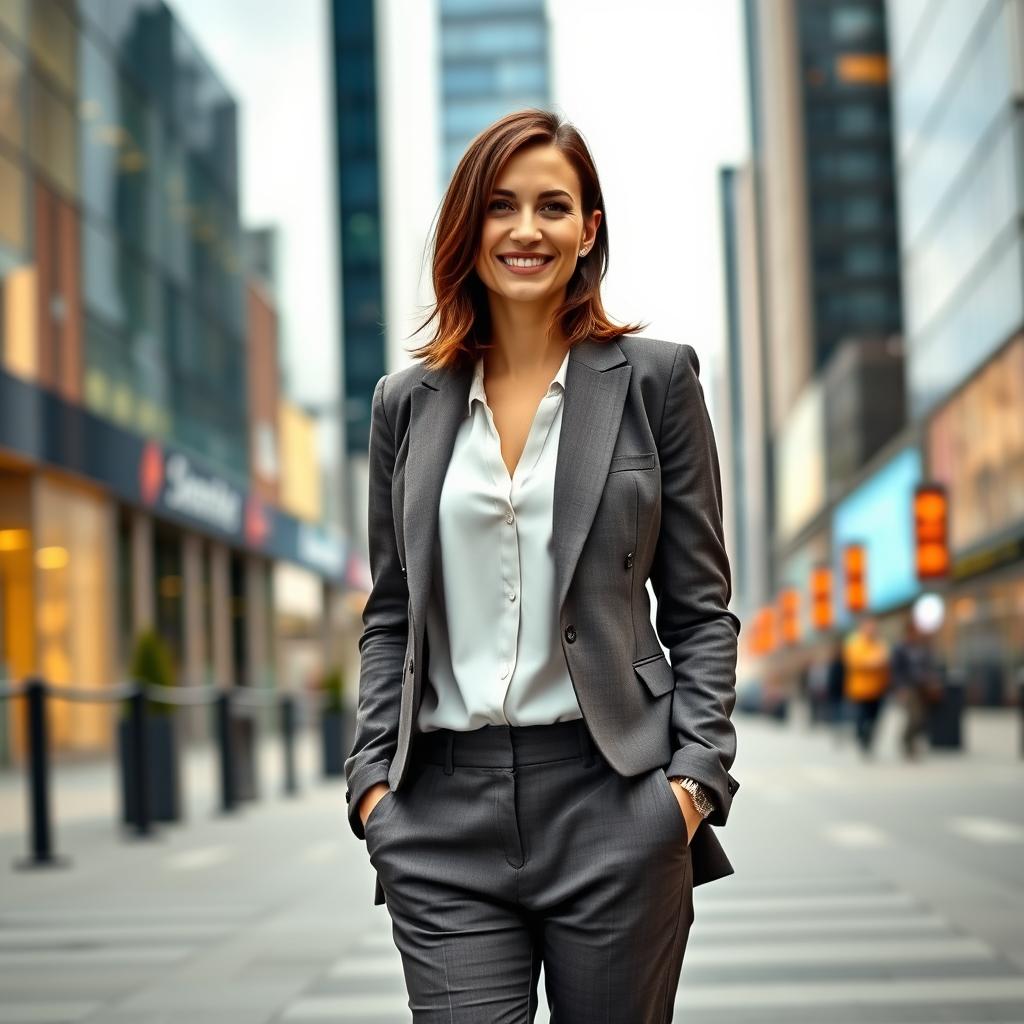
top-left (842, 615), bottom-right (891, 756)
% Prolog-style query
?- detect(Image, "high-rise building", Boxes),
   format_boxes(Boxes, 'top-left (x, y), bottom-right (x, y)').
top-left (0, 0), bottom-right (346, 764)
top-left (438, 0), bottom-right (551, 189)
top-left (886, 0), bottom-right (1024, 697)
top-left (718, 166), bottom-right (772, 625)
top-left (330, 0), bottom-right (386, 468)
top-left (741, 0), bottom-right (906, 596)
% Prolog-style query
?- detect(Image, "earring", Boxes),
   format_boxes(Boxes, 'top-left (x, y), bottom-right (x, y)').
top-left (579, 248), bottom-right (588, 256)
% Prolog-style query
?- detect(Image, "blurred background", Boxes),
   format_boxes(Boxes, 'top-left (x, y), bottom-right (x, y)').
top-left (0, 1), bottom-right (1022, 1022)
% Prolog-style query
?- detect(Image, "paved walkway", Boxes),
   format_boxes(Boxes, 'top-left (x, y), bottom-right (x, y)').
top-left (0, 703), bottom-right (1020, 1022)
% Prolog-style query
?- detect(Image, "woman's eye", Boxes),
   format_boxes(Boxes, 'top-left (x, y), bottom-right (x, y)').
top-left (488, 200), bottom-right (570, 214)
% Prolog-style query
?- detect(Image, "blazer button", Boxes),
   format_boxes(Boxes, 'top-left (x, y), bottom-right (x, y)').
top-left (400, 566), bottom-right (407, 579)
top-left (408, 659), bottom-right (414, 674)
top-left (624, 551), bottom-right (634, 569)
top-left (564, 625), bottom-right (576, 643)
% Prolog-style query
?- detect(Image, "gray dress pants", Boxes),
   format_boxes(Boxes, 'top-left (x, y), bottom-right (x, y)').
top-left (364, 718), bottom-right (694, 1022)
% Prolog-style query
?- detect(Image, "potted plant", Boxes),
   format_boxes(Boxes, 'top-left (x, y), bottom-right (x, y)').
top-left (117, 629), bottom-right (185, 825)
top-left (319, 665), bottom-right (348, 777)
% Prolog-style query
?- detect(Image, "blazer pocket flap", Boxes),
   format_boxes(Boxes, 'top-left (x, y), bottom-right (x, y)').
top-left (609, 451), bottom-right (656, 472)
top-left (633, 653), bottom-right (675, 697)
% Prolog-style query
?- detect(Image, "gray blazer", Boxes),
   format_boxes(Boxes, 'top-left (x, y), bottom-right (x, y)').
top-left (346, 334), bottom-right (741, 902)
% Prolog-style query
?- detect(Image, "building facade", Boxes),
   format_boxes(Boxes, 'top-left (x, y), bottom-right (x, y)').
top-left (886, 0), bottom-right (1024, 698)
top-left (438, 0), bottom-right (551, 189)
top-left (0, 0), bottom-right (347, 764)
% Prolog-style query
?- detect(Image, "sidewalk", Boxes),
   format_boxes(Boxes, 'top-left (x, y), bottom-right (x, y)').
top-left (2, 699), bottom-right (1017, 841)
top-left (0, 727), bottom-right (327, 839)
top-left (775, 697), bottom-right (1022, 768)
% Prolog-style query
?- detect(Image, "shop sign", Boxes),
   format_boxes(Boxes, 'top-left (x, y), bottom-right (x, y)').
top-left (141, 443), bottom-right (244, 536)
top-left (297, 523), bottom-right (344, 576)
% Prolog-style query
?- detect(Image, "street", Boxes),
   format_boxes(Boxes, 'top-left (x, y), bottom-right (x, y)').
top-left (1, 702), bottom-right (1022, 1023)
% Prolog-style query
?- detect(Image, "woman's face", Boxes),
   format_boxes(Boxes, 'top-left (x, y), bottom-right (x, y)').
top-left (474, 143), bottom-right (601, 310)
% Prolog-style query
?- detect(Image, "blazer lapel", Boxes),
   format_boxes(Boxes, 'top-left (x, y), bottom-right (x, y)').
top-left (404, 336), bottom-right (631, 635)
top-left (551, 338), bottom-right (631, 611)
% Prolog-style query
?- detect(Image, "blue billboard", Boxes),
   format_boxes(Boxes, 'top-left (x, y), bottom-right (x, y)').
top-left (832, 446), bottom-right (923, 621)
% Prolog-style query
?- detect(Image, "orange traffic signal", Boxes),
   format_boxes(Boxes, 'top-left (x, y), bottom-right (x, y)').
top-left (914, 484), bottom-right (949, 580)
top-left (779, 588), bottom-right (800, 645)
top-left (843, 543), bottom-right (868, 613)
top-left (748, 606), bottom-right (777, 657)
top-left (810, 564), bottom-right (833, 631)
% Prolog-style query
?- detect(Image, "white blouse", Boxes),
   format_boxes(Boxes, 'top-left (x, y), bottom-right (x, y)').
top-left (416, 348), bottom-right (582, 732)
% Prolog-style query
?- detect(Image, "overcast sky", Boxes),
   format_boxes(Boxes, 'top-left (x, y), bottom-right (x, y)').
top-left (167, 0), bottom-right (749, 412)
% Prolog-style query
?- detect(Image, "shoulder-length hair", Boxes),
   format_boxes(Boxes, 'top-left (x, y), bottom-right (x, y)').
top-left (407, 108), bottom-right (649, 371)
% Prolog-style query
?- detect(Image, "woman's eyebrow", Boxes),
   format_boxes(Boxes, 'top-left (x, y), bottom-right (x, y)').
top-left (492, 188), bottom-right (574, 202)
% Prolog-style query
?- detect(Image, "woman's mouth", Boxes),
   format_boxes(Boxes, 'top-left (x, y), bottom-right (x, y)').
top-left (497, 254), bottom-right (555, 276)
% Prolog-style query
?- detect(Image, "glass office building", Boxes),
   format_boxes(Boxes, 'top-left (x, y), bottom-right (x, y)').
top-left (885, 0), bottom-right (1024, 699)
top-left (439, 0), bottom-right (551, 189)
top-left (330, 0), bottom-right (386, 460)
top-left (887, 0), bottom-right (1024, 417)
top-left (0, 1), bottom-right (347, 763)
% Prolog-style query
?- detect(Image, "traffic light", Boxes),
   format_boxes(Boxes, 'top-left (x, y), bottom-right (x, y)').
top-left (779, 588), bottom-right (800, 645)
top-left (810, 564), bottom-right (833, 631)
top-left (914, 484), bottom-right (950, 580)
top-left (843, 543), bottom-right (868, 613)
top-left (749, 606), bottom-right (777, 657)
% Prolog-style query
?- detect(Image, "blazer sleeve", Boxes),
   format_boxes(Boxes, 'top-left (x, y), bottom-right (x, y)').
top-left (649, 343), bottom-right (742, 827)
top-left (344, 372), bottom-right (408, 841)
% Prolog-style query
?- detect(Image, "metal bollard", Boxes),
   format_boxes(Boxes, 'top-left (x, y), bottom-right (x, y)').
top-left (216, 690), bottom-right (237, 814)
top-left (280, 694), bottom-right (298, 797)
top-left (127, 684), bottom-right (153, 837)
top-left (15, 678), bottom-right (70, 870)
top-left (1019, 679), bottom-right (1024, 758)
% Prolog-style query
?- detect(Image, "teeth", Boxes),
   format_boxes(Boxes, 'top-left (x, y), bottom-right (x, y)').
top-left (500, 256), bottom-right (549, 267)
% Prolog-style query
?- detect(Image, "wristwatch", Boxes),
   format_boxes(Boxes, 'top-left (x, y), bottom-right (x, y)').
top-left (668, 776), bottom-right (714, 819)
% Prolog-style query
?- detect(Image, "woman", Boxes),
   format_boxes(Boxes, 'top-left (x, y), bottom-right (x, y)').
top-left (344, 109), bottom-right (740, 1023)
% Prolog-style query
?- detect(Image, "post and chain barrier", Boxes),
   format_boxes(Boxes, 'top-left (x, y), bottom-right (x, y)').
top-left (0, 677), bottom-right (332, 871)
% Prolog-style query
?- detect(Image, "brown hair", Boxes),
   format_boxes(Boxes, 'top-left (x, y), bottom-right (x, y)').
top-left (407, 108), bottom-right (649, 371)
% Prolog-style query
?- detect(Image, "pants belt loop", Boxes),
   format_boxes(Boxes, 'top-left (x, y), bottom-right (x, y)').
top-left (443, 731), bottom-right (455, 775)
top-left (576, 718), bottom-right (595, 768)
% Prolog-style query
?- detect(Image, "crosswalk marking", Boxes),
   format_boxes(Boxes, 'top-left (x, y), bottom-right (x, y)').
top-left (685, 935), bottom-right (993, 966)
top-left (673, 975), bottom-right (1024, 1010)
top-left (695, 890), bottom-right (916, 914)
top-left (0, 946), bottom-right (194, 966)
top-left (0, 1002), bottom-right (101, 1023)
top-left (823, 821), bottom-right (889, 847)
top-left (329, 955), bottom-right (403, 978)
top-left (301, 840), bottom-right (342, 864)
top-left (0, 905), bottom-right (259, 923)
top-left (163, 844), bottom-right (234, 871)
top-left (0, 923), bottom-right (231, 947)
top-left (282, 993), bottom-right (409, 1019)
top-left (693, 912), bottom-right (949, 936)
top-left (949, 816), bottom-right (1024, 844)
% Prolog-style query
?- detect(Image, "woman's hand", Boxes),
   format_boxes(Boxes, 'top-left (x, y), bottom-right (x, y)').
top-left (669, 778), bottom-right (703, 846)
top-left (359, 782), bottom-right (392, 829)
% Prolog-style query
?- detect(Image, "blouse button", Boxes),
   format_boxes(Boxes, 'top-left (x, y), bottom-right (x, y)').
top-left (505, 511), bottom-right (514, 524)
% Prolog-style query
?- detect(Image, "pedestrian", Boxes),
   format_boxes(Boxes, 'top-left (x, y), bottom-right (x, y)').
top-left (842, 615), bottom-right (891, 756)
top-left (806, 650), bottom-right (831, 725)
top-left (344, 109), bottom-right (741, 1022)
top-left (891, 620), bottom-right (942, 760)
top-left (825, 640), bottom-right (847, 739)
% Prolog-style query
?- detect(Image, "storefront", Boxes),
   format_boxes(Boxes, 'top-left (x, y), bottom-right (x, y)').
top-left (927, 334), bottom-right (1024, 702)
top-left (0, 369), bottom-right (348, 763)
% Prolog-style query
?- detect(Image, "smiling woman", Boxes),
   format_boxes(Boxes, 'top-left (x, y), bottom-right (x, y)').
top-left (347, 107), bottom-right (740, 1023)
top-left (407, 108), bottom-right (648, 370)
